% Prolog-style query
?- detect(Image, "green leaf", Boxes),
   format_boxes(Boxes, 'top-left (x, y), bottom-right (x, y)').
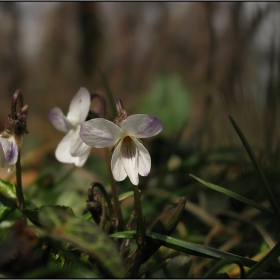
top-left (228, 114), bottom-right (280, 223)
top-left (82, 211), bottom-right (93, 221)
top-left (202, 258), bottom-right (245, 278)
top-left (189, 174), bottom-right (274, 215)
top-left (23, 208), bottom-right (41, 226)
top-left (111, 230), bottom-right (280, 275)
top-left (23, 205), bottom-right (73, 227)
top-left (0, 179), bottom-right (17, 223)
top-left (119, 191), bottom-right (133, 202)
top-left (0, 179), bottom-right (16, 199)
top-left (246, 241), bottom-right (280, 278)
top-left (38, 205), bottom-right (123, 278)
top-left (139, 74), bottom-right (190, 136)
top-left (49, 252), bottom-right (65, 268)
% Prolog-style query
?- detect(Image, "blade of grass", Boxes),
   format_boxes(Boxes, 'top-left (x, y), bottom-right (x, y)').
top-left (246, 241), bottom-right (280, 278)
top-left (119, 191), bottom-right (133, 201)
top-left (202, 258), bottom-right (245, 278)
top-left (111, 230), bottom-right (280, 275)
top-left (190, 174), bottom-right (275, 216)
top-left (228, 114), bottom-right (280, 224)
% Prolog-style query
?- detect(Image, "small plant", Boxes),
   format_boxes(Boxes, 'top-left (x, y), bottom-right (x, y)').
top-left (0, 85), bottom-right (280, 278)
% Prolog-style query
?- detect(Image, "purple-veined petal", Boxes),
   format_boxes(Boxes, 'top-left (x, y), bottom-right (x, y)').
top-left (121, 114), bottom-right (163, 138)
top-left (133, 138), bottom-right (151, 177)
top-left (49, 107), bottom-right (72, 133)
top-left (7, 140), bottom-right (18, 165)
top-left (80, 118), bottom-right (125, 148)
top-left (70, 126), bottom-right (92, 157)
top-left (0, 137), bottom-right (18, 166)
top-left (120, 137), bottom-right (139, 185)
top-left (55, 130), bottom-right (77, 164)
top-left (111, 140), bottom-right (127, 182)
top-left (67, 87), bottom-right (91, 125)
top-left (0, 140), bottom-right (6, 168)
top-left (0, 138), bottom-right (10, 163)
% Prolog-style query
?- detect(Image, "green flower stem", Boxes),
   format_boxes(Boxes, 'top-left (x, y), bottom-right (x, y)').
top-left (105, 147), bottom-right (124, 230)
top-left (15, 151), bottom-right (27, 225)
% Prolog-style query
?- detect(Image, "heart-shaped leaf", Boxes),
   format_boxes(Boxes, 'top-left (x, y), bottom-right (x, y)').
top-left (38, 205), bottom-right (123, 278)
top-left (0, 179), bottom-right (17, 223)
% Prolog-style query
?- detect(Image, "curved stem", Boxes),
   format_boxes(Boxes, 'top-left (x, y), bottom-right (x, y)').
top-left (90, 91), bottom-right (107, 118)
top-left (11, 89), bottom-right (23, 119)
top-left (88, 182), bottom-right (113, 218)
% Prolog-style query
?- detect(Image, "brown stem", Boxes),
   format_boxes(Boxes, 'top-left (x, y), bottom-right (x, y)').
top-left (124, 185), bottom-right (146, 277)
top-left (132, 184), bottom-right (146, 247)
top-left (90, 91), bottom-right (107, 118)
top-left (15, 151), bottom-right (27, 225)
top-left (11, 89), bottom-right (23, 119)
top-left (88, 182), bottom-right (113, 218)
top-left (105, 147), bottom-right (125, 231)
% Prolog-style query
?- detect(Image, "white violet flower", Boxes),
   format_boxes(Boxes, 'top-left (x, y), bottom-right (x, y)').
top-left (49, 87), bottom-right (92, 167)
top-left (79, 114), bottom-right (163, 185)
top-left (0, 135), bottom-right (18, 172)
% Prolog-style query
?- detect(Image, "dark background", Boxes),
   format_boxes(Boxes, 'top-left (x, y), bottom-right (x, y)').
top-left (0, 2), bottom-right (279, 183)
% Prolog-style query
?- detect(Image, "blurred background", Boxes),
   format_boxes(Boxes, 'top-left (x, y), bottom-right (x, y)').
top-left (1, 1), bottom-right (280, 199)
top-left (0, 2), bottom-right (279, 199)
top-left (1, 2), bottom-right (280, 277)
top-left (0, 2), bottom-right (279, 152)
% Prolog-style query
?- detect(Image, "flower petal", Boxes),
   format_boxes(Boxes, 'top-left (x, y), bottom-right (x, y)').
top-left (133, 138), bottom-right (151, 177)
top-left (0, 137), bottom-right (18, 166)
top-left (55, 130), bottom-right (77, 164)
top-left (111, 140), bottom-right (127, 182)
top-left (67, 87), bottom-right (91, 125)
top-left (73, 149), bottom-right (91, 167)
top-left (0, 140), bottom-right (6, 168)
top-left (80, 118), bottom-right (125, 148)
top-left (7, 165), bottom-right (15, 172)
top-left (120, 138), bottom-right (139, 185)
top-left (121, 114), bottom-right (163, 138)
top-left (70, 126), bottom-right (92, 157)
top-left (55, 130), bottom-right (90, 167)
top-left (49, 107), bottom-right (72, 133)
top-left (7, 140), bottom-right (18, 165)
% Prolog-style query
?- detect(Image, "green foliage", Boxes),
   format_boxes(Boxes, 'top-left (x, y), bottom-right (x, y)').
top-left (246, 241), bottom-right (280, 278)
top-left (228, 114), bottom-right (280, 224)
top-left (38, 205), bottom-right (123, 278)
top-left (2, 78), bottom-right (280, 279)
top-left (190, 174), bottom-right (275, 215)
top-left (111, 230), bottom-right (280, 275)
top-left (0, 179), bottom-right (17, 223)
top-left (139, 73), bottom-right (190, 136)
